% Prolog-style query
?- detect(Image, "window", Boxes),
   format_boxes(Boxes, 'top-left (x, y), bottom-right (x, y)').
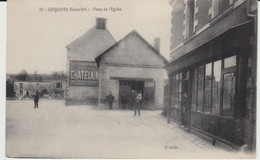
top-left (191, 69), bottom-right (197, 111)
top-left (171, 73), bottom-right (183, 109)
top-left (20, 83), bottom-right (23, 90)
top-left (190, 55), bottom-right (237, 117)
top-left (178, 73), bottom-right (182, 108)
top-left (222, 55), bottom-right (236, 117)
top-left (197, 65), bottom-right (204, 112)
top-left (187, 0), bottom-right (195, 37)
top-left (56, 82), bottom-right (62, 88)
top-left (174, 74), bottom-right (179, 108)
top-left (224, 55), bottom-right (236, 68)
top-left (212, 60), bottom-right (221, 114)
top-left (204, 63), bottom-right (212, 113)
top-left (222, 73), bottom-right (235, 117)
top-left (211, 0), bottom-right (232, 19)
top-left (219, 0), bottom-right (230, 14)
top-left (170, 76), bottom-right (175, 108)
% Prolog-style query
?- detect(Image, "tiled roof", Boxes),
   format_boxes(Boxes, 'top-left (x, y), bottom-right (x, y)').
top-left (66, 26), bottom-right (116, 61)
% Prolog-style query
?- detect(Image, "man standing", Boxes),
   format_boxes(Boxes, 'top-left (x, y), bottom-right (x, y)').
top-left (34, 91), bottom-right (40, 108)
top-left (134, 90), bottom-right (142, 116)
top-left (106, 92), bottom-right (115, 110)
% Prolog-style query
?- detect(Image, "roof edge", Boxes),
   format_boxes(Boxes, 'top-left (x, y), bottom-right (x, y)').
top-left (95, 30), bottom-right (169, 67)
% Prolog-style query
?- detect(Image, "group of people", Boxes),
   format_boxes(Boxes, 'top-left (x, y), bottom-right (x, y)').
top-left (106, 90), bottom-right (142, 116)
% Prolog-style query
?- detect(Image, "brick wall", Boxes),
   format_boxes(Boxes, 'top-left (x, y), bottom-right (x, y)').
top-left (170, 0), bottom-right (185, 50)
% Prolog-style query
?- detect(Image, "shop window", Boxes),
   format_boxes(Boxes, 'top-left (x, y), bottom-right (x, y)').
top-left (224, 55), bottom-right (236, 68)
top-left (178, 73), bottom-right (182, 108)
top-left (191, 69), bottom-right (197, 111)
top-left (204, 63), bottom-right (212, 113)
top-left (190, 55), bottom-right (237, 117)
top-left (170, 76), bottom-right (175, 108)
top-left (222, 73), bottom-right (235, 117)
top-left (174, 74), bottom-right (179, 108)
top-left (197, 65), bottom-right (204, 112)
top-left (212, 60), bottom-right (221, 114)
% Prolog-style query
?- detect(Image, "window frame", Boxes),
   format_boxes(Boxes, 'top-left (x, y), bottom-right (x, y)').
top-left (190, 55), bottom-right (237, 117)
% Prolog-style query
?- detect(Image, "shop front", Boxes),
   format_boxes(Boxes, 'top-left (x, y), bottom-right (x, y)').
top-left (95, 30), bottom-right (168, 109)
top-left (165, 21), bottom-right (254, 147)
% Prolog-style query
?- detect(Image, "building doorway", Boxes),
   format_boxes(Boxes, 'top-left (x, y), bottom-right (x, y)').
top-left (119, 80), bottom-right (144, 109)
top-left (118, 79), bottom-right (156, 109)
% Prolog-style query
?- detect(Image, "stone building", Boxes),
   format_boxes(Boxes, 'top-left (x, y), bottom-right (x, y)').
top-left (65, 18), bottom-right (116, 105)
top-left (66, 18), bottom-right (168, 109)
top-left (95, 30), bottom-right (168, 109)
top-left (165, 0), bottom-right (257, 150)
top-left (14, 80), bottom-right (66, 98)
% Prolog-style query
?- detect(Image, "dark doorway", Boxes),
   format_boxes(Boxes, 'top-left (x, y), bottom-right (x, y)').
top-left (118, 80), bottom-right (155, 109)
top-left (119, 80), bottom-right (144, 109)
top-left (26, 91), bottom-right (29, 97)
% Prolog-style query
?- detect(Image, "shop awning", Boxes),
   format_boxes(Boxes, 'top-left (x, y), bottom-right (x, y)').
top-left (164, 20), bottom-right (253, 74)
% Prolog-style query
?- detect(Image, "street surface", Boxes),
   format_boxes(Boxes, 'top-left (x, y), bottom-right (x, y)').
top-left (6, 100), bottom-right (252, 159)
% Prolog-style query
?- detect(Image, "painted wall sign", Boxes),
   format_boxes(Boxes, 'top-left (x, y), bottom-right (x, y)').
top-left (69, 61), bottom-right (99, 86)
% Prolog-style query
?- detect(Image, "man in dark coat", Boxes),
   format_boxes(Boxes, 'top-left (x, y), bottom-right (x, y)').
top-left (106, 92), bottom-right (115, 110)
top-left (134, 90), bottom-right (142, 116)
top-left (34, 91), bottom-right (40, 108)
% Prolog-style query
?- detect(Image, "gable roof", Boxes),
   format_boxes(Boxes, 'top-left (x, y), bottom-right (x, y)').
top-left (66, 26), bottom-right (116, 61)
top-left (95, 30), bottom-right (168, 67)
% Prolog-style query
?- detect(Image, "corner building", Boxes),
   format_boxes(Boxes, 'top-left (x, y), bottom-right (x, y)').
top-left (66, 18), bottom-right (168, 110)
top-left (65, 18), bottom-right (116, 105)
top-left (165, 0), bottom-right (257, 150)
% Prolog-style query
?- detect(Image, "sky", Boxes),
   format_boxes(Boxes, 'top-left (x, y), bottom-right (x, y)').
top-left (7, 0), bottom-right (172, 74)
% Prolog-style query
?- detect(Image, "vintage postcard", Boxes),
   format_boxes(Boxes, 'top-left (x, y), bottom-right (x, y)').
top-left (6, 0), bottom-right (257, 159)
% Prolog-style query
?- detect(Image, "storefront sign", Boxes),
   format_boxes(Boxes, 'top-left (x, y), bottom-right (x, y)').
top-left (69, 61), bottom-right (99, 86)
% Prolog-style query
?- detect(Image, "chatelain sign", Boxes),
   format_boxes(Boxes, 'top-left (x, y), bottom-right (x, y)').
top-left (69, 61), bottom-right (99, 86)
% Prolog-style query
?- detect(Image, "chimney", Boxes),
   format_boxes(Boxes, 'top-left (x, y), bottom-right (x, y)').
top-left (154, 37), bottom-right (160, 52)
top-left (96, 18), bottom-right (107, 29)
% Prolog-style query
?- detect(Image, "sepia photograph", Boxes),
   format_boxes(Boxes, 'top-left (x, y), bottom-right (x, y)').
top-left (5, 0), bottom-right (257, 159)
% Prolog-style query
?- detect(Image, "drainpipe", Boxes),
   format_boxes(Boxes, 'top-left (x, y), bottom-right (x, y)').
top-left (167, 78), bottom-right (171, 123)
top-left (246, 0), bottom-right (257, 151)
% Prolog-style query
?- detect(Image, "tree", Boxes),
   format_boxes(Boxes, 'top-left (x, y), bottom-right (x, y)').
top-left (51, 70), bottom-right (66, 80)
top-left (6, 78), bottom-right (15, 97)
top-left (16, 69), bottom-right (29, 81)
